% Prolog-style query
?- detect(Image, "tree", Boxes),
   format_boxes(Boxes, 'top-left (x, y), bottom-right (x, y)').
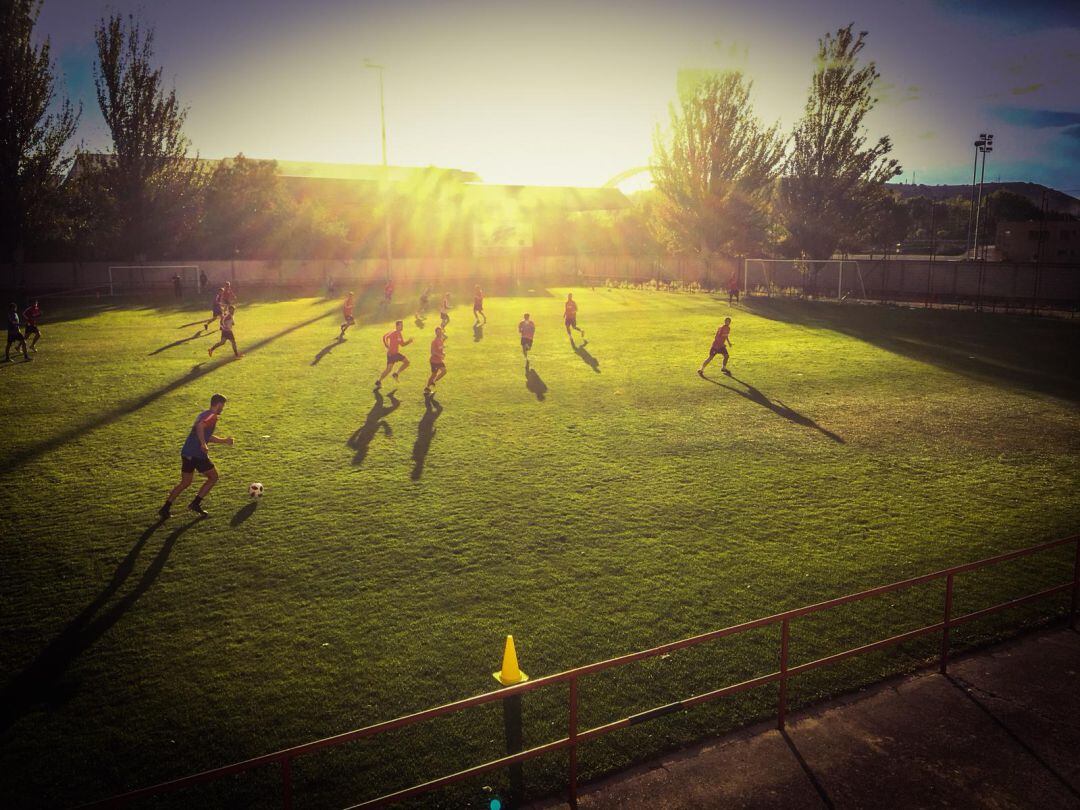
top-left (0, 0), bottom-right (79, 263)
top-left (196, 155), bottom-right (289, 259)
top-left (777, 25), bottom-right (901, 260)
top-left (93, 12), bottom-right (201, 259)
top-left (651, 71), bottom-right (785, 269)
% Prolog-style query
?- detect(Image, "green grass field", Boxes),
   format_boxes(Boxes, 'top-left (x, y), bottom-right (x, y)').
top-left (1, 288), bottom-right (1078, 808)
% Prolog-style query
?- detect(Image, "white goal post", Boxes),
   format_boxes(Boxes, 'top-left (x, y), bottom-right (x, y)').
top-left (744, 259), bottom-right (866, 300)
top-left (107, 265), bottom-right (202, 296)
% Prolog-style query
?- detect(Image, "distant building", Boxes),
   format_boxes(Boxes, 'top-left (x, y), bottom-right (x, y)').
top-left (996, 220), bottom-right (1080, 264)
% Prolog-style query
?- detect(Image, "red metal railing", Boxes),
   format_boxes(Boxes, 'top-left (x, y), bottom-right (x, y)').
top-left (86, 534), bottom-right (1080, 809)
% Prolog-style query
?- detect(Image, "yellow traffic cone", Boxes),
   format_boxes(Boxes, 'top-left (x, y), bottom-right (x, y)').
top-left (493, 634), bottom-right (529, 685)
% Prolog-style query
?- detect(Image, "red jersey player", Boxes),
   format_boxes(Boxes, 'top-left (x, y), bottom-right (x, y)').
top-left (376, 320), bottom-right (413, 387)
top-left (339, 291), bottom-right (356, 338)
top-left (699, 317), bottom-right (733, 375)
top-left (563, 293), bottom-right (584, 340)
top-left (425, 326), bottom-right (447, 394)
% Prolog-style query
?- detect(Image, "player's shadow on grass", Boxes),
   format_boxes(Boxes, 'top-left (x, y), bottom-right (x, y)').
top-left (473, 324), bottom-right (484, 342)
top-left (311, 336), bottom-right (344, 366)
top-left (3, 309), bottom-right (337, 471)
top-left (572, 339), bottom-right (600, 373)
top-left (411, 395), bottom-right (444, 480)
top-left (348, 389), bottom-right (401, 465)
top-left (178, 318), bottom-right (210, 329)
top-left (0, 518), bottom-right (197, 733)
top-left (231, 501), bottom-right (258, 526)
top-left (526, 365), bottom-right (548, 401)
top-left (149, 328), bottom-right (213, 356)
top-left (702, 372), bottom-right (844, 444)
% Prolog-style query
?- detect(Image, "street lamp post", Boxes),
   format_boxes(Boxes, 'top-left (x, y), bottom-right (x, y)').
top-left (966, 139), bottom-right (982, 259)
top-left (364, 59), bottom-right (392, 282)
top-left (972, 133), bottom-right (994, 261)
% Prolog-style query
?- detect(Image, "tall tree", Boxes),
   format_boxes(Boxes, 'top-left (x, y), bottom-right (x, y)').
top-left (651, 70), bottom-right (785, 269)
top-left (93, 12), bottom-right (200, 259)
top-left (196, 155), bottom-right (289, 259)
top-left (777, 25), bottom-right (901, 260)
top-left (0, 0), bottom-right (79, 264)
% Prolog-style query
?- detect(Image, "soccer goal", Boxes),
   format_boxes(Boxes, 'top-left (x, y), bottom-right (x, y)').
top-left (107, 264), bottom-right (202, 296)
top-left (744, 259), bottom-right (866, 300)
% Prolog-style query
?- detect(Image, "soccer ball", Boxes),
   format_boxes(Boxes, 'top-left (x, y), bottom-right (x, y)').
top-left (248, 482), bottom-right (264, 498)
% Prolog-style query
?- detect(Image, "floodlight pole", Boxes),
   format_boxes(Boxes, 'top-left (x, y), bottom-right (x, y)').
top-left (972, 134), bottom-right (993, 261)
top-left (366, 59), bottom-right (393, 282)
top-left (966, 141), bottom-right (980, 259)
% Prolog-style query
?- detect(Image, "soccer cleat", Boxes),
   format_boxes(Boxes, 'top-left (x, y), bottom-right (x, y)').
top-left (208, 347), bottom-right (214, 357)
top-left (391, 372), bottom-right (399, 381)
top-left (722, 368), bottom-right (731, 376)
top-left (188, 500), bottom-right (209, 517)
top-left (158, 504), bottom-right (171, 520)
top-left (697, 369), bottom-right (705, 377)
top-left (373, 379), bottom-right (381, 389)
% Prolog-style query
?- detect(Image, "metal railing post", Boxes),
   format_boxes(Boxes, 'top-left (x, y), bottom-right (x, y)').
top-left (940, 573), bottom-right (954, 673)
top-left (778, 618), bottom-right (790, 729)
top-left (1071, 540), bottom-right (1080, 632)
top-left (282, 757), bottom-right (292, 810)
top-left (568, 676), bottom-right (579, 809)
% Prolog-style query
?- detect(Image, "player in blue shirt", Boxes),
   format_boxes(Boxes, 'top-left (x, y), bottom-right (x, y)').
top-left (5, 303), bottom-right (30, 362)
top-left (159, 393), bottom-right (234, 518)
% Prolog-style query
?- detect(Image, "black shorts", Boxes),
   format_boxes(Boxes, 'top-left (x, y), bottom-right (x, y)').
top-left (440, 311), bottom-right (450, 322)
top-left (221, 329), bottom-right (235, 342)
top-left (565, 317), bottom-right (577, 328)
top-left (430, 361), bottom-right (446, 372)
top-left (24, 324), bottom-right (40, 337)
top-left (521, 337), bottom-right (533, 350)
top-left (7, 330), bottom-right (24, 342)
top-left (709, 344), bottom-right (729, 359)
top-left (181, 455), bottom-right (215, 474)
top-left (343, 314), bottom-right (355, 325)
top-left (473, 304), bottom-right (483, 312)
top-left (212, 305), bottom-right (222, 317)
top-left (387, 352), bottom-right (406, 364)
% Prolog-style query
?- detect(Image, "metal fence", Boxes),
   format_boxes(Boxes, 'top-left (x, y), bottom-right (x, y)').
top-left (84, 534), bottom-right (1079, 809)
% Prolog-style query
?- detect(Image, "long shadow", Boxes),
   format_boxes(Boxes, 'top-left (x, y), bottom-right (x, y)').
top-left (410, 395), bottom-right (444, 480)
top-left (311, 335), bottom-right (344, 366)
top-left (572, 339), bottom-right (601, 373)
top-left (744, 297), bottom-right (1080, 404)
top-left (701, 372), bottom-right (845, 443)
top-left (526, 365), bottom-right (548, 401)
top-left (148, 327), bottom-right (212, 356)
top-left (0, 518), bottom-right (197, 733)
top-left (230, 501), bottom-right (258, 526)
top-left (473, 324), bottom-right (484, 342)
top-left (178, 319), bottom-right (210, 329)
top-left (348, 389), bottom-right (401, 465)
top-left (3, 309), bottom-right (337, 471)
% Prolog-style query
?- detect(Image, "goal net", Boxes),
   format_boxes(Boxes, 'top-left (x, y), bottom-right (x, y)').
top-left (107, 264), bottom-right (202, 296)
top-left (744, 259), bottom-right (866, 300)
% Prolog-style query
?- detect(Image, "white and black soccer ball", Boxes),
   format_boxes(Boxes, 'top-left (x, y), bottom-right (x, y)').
top-left (248, 482), bottom-right (264, 498)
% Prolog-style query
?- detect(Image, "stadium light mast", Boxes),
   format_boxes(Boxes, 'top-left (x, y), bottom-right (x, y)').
top-left (971, 134), bottom-right (994, 261)
top-left (364, 59), bottom-right (392, 281)
top-left (965, 138), bottom-right (983, 259)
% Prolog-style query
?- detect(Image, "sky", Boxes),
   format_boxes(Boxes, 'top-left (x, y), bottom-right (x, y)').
top-left (35, 0), bottom-right (1080, 193)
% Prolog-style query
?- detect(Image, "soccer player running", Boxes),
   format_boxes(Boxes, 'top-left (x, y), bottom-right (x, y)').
top-left (376, 319), bottom-right (413, 388)
top-left (699, 317), bottom-right (733, 376)
top-left (473, 285), bottom-right (486, 324)
top-left (417, 285), bottom-right (432, 319)
top-left (439, 292), bottom-right (451, 329)
top-left (208, 305), bottom-right (243, 358)
top-left (222, 281), bottom-right (237, 309)
top-left (159, 393), bottom-right (234, 518)
top-left (383, 279), bottom-right (395, 309)
top-left (22, 300), bottom-right (42, 352)
top-left (564, 293), bottom-right (584, 341)
top-left (425, 326), bottom-right (447, 395)
top-left (518, 312), bottom-right (536, 364)
top-left (4, 303), bottom-right (30, 362)
top-left (339, 291), bottom-right (356, 338)
top-left (206, 287), bottom-right (225, 329)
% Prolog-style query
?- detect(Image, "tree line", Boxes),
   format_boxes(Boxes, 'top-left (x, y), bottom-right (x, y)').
top-left (1, 4), bottom-right (1073, 267)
